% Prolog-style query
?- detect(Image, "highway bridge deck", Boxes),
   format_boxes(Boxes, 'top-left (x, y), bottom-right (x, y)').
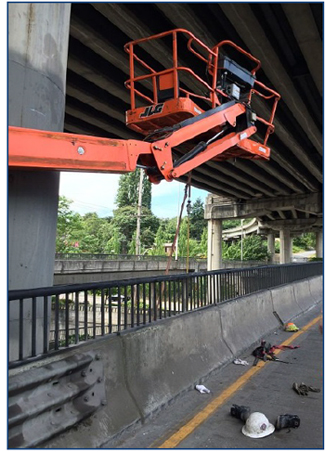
top-left (102, 304), bottom-right (323, 449)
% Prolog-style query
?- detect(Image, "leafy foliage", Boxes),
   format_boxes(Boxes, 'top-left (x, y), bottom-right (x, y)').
top-left (292, 233), bottom-right (316, 251)
top-left (56, 192), bottom-right (315, 261)
top-left (116, 169), bottom-right (152, 209)
top-left (223, 235), bottom-right (270, 261)
top-left (56, 196), bottom-right (83, 253)
top-left (189, 198), bottom-right (206, 241)
top-left (112, 205), bottom-right (159, 254)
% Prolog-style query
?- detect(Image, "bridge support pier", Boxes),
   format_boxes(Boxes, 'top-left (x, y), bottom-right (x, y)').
top-left (279, 229), bottom-right (292, 264)
top-left (316, 231), bottom-right (323, 258)
top-left (207, 219), bottom-right (222, 270)
top-left (8, 3), bottom-right (71, 358)
top-left (267, 233), bottom-right (276, 263)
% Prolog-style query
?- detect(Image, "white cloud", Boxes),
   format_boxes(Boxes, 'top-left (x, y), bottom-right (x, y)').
top-left (59, 172), bottom-right (120, 217)
top-left (59, 172), bottom-right (209, 219)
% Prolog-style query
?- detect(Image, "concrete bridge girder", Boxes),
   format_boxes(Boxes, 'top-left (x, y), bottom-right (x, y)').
top-left (205, 193), bottom-right (323, 268)
top-left (150, 3), bottom-right (322, 194)
top-left (220, 3), bottom-right (322, 155)
top-left (258, 218), bottom-right (323, 232)
top-left (61, 3), bottom-right (322, 202)
top-left (205, 193), bottom-right (322, 220)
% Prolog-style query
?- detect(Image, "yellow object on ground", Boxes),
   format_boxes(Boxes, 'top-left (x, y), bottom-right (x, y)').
top-left (285, 322), bottom-right (299, 332)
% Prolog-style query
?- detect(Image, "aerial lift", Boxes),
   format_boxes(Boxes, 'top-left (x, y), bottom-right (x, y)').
top-left (8, 29), bottom-right (280, 184)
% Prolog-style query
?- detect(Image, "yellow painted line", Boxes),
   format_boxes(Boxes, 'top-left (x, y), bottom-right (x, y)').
top-left (157, 315), bottom-right (321, 449)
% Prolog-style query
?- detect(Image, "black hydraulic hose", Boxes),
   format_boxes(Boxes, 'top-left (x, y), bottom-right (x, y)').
top-left (173, 141), bottom-right (207, 168)
top-left (173, 129), bottom-right (227, 168)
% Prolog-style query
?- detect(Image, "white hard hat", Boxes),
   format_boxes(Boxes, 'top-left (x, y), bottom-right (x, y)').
top-left (242, 412), bottom-right (275, 438)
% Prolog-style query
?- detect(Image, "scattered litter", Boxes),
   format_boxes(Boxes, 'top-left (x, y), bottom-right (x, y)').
top-left (273, 310), bottom-right (285, 327)
top-left (252, 340), bottom-right (299, 365)
top-left (275, 414), bottom-right (300, 430)
top-left (230, 404), bottom-right (251, 421)
top-left (230, 406), bottom-right (300, 435)
top-left (233, 358), bottom-right (249, 366)
top-left (195, 384), bottom-right (210, 394)
top-left (242, 412), bottom-right (275, 438)
top-left (292, 382), bottom-right (321, 396)
top-left (285, 322), bottom-right (299, 332)
top-left (273, 311), bottom-right (299, 332)
top-left (272, 345), bottom-right (300, 351)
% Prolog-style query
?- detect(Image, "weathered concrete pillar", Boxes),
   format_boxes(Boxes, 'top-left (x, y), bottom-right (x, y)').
top-left (9, 3), bottom-right (71, 288)
top-left (315, 231), bottom-right (323, 258)
top-left (279, 229), bottom-right (291, 264)
top-left (267, 233), bottom-right (275, 263)
top-left (8, 3), bottom-right (71, 359)
top-left (207, 219), bottom-right (223, 270)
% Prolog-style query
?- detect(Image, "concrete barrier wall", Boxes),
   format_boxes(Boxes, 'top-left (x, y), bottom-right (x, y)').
top-left (271, 284), bottom-right (301, 322)
top-left (308, 276), bottom-right (323, 304)
top-left (220, 290), bottom-right (278, 355)
top-left (11, 276), bottom-right (322, 448)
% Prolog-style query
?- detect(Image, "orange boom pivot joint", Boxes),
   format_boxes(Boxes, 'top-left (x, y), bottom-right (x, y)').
top-left (9, 29), bottom-right (280, 184)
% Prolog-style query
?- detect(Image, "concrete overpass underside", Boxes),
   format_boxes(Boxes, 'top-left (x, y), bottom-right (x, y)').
top-left (9, 3), bottom-right (323, 291)
top-left (65, 3), bottom-right (322, 210)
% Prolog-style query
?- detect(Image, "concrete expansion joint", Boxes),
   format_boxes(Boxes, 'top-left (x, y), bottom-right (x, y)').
top-left (217, 307), bottom-right (235, 357)
top-left (120, 335), bottom-right (145, 424)
top-left (269, 289), bottom-right (275, 313)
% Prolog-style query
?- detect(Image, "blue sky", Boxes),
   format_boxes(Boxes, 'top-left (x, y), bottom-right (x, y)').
top-left (59, 172), bottom-right (209, 219)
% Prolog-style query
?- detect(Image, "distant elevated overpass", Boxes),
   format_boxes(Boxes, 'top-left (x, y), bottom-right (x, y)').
top-left (222, 218), bottom-right (258, 240)
top-left (53, 253), bottom-right (273, 285)
top-left (54, 255), bottom-right (206, 284)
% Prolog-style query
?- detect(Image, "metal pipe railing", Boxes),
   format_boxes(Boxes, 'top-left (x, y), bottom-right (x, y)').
top-left (54, 253), bottom-right (206, 262)
top-left (8, 262), bottom-right (322, 368)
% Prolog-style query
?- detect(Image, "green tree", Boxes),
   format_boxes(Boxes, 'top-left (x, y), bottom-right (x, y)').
top-left (112, 205), bottom-right (160, 254)
top-left (149, 223), bottom-right (169, 255)
top-left (189, 198), bottom-right (207, 241)
top-left (116, 169), bottom-right (152, 209)
top-left (56, 196), bottom-right (83, 253)
top-left (293, 232), bottom-right (316, 251)
top-left (223, 235), bottom-right (269, 261)
top-left (223, 219), bottom-right (241, 230)
top-left (78, 212), bottom-right (101, 253)
top-left (199, 227), bottom-right (208, 257)
top-left (106, 227), bottom-right (122, 254)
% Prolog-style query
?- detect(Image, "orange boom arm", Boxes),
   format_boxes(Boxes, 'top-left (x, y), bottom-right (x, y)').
top-left (8, 29), bottom-right (280, 184)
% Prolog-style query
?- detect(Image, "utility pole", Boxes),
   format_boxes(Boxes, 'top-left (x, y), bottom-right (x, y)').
top-left (135, 168), bottom-right (144, 257)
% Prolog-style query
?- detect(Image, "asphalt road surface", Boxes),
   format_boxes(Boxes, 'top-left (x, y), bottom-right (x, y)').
top-left (102, 303), bottom-right (323, 449)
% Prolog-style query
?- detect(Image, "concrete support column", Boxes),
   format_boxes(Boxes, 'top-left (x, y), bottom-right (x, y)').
top-left (207, 219), bottom-right (223, 270)
top-left (8, 3), bottom-right (71, 360)
top-left (315, 231), bottom-right (323, 258)
top-left (267, 233), bottom-right (275, 263)
top-left (279, 229), bottom-right (291, 264)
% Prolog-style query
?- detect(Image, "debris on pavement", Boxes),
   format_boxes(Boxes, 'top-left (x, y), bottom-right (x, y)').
top-left (275, 414), bottom-right (300, 430)
top-left (273, 311), bottom-right (299, 332)
top-left (292, 382), bottom-right (321, 396)
top-left (241, 412), bottom-right (275, 438)
top-left (233, 358), bottom-right (249, 366)
top-left (231, 404), bottom-right (300, 435)
top-left (252, 340), bottom-right (299, 365)
top-left (195, 384), bottom-right (211, 394)
top-left (285, 322), bottom-right (299, 332)
top-left (230, 404), bottom-right (251, 421)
